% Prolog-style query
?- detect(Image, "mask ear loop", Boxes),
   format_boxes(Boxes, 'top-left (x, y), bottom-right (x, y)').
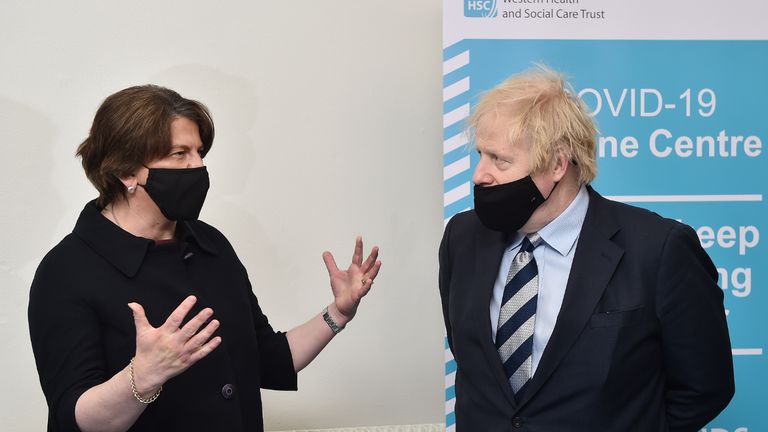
top-left (543, 149), bottom-right (572, 200)
top-left (122, 168), bottom-right (145, 193)
top-left (544, 180), bottom-right (559, 201)
top-left (135, 165), bottom-right (151, 189)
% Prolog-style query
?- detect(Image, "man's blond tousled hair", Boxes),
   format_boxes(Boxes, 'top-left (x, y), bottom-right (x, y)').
top-left (468, 65), bottom-right (598, 184)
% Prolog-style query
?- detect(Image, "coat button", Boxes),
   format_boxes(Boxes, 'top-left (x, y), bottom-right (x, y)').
top-left (221, 383), bottom-right (235, 400)
top-left (512, 416), bottom-right (523, 428)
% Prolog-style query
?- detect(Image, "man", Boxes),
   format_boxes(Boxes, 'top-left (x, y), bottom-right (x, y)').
top-left (439, 67), bottom-right (734, 431)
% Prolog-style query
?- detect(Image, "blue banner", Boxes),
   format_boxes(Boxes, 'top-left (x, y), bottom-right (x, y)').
top-left (442, 38), bottom-right (766, 431)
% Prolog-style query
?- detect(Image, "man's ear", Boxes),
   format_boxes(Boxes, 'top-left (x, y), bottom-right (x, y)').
top-left (551, 148), bottom-right (570, 183)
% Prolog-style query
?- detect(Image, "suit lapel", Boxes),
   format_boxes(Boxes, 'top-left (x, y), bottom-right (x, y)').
top-left (518, 189), bottom-right (624, 406)
top-left (473, 228), bottom-right (519, 407)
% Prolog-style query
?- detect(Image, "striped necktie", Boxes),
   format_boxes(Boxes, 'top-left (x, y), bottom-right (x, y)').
top-left (495, 232), bottom-right (542, 397)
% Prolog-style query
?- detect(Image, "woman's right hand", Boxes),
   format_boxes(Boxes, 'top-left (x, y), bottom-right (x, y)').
top-left (126, 296), bottom-right (221, 396)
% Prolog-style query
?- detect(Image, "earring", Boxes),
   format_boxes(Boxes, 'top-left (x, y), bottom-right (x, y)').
top-left (127, 185), bottom-right (136, 193)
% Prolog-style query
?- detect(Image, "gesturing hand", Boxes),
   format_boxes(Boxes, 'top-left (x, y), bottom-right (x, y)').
top-left (322, 236), bottom-right (382, 323)
top-left (126, 296), bottom-right (221, 396)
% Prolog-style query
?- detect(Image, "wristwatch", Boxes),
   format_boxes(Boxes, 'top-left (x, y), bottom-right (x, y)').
top-left (322, 306), bottom-right (345, 334)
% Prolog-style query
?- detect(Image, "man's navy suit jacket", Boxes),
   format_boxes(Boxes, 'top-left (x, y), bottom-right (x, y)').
top-left (439, 186), bottom-right (734, 431)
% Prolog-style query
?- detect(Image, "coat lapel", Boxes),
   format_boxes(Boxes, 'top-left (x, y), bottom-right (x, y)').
top-left (473, 228), bottom-right (519, 407)
top-left (518, 188), bottom-right (624, 406)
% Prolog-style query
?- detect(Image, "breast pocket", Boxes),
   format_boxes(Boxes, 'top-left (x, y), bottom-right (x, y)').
top-left (589, 306), bottom-right (643, 328)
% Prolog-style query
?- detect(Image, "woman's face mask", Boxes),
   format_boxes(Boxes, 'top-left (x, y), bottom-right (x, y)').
top-left (138, 166), bottom-right (210, 221)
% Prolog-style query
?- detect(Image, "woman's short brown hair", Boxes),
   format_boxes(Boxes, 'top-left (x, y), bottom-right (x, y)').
top-left (77, 85), bottom-right (214, 208)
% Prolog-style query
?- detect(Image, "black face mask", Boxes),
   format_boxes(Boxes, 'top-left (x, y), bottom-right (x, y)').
top-left (139, 166), bottom-right (210, 221)
top-left (473, 175), bottom-right (556, 234)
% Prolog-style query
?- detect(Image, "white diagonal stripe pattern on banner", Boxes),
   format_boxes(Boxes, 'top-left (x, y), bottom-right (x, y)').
top-left (445, 395), bottom-right (456, 413)
top-left (444, 183), bottom-right (470, 206)
top-left (444, 132), bottom-right (469, 155)
top-left (732, 348), bottom-right (763, 356)
top-left (443, 77), bottom-right (470, 102)
top-left (443, 103), bottom-right (470, 128)
top-left (444, 155), bottom-right (470, 180)
top-left (443, 50), bottom-right (470, 75)
top-left (606, 194), bottom-right (763, 203)
top-left (444, 45), bottom-right (472, 431)
top-left (445, 371), bottom-right (456, 388)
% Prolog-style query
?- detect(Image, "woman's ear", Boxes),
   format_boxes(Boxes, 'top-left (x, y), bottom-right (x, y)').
top-left (117, 173), bottom-right (138, 194)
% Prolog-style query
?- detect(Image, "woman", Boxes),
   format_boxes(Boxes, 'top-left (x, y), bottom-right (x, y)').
top-left (28, 85), bottom-right (381, 432)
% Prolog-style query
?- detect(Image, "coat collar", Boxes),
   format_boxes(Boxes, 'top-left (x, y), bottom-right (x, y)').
top-left (472, 225), bottom-right (519, 406)
top-left (72, 200), bottom-right (219, 278)
top-left (470, 186), bottom-right (625, 409)
top-left (516, 185), bottom-right (624, 406)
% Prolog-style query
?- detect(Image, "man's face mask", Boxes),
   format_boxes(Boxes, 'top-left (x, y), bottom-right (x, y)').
top-left (473, 175), bottom-right (556, 234)
top-left (139, 166), bottom-right (210, 221)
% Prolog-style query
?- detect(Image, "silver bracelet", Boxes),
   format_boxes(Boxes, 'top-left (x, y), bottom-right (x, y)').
top-left (322, 306), bottom-right (345, 334)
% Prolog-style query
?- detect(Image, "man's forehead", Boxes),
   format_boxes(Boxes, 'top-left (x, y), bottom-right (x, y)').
top-left (475, 113), bottom-right (528, 152)
top-left (474, 120), bottom-right (502, 146)
top-left (475, 107), bottom-right (520, 134)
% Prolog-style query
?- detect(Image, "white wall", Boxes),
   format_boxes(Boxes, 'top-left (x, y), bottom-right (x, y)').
top-left (0, 1), bottom-right (444, 430)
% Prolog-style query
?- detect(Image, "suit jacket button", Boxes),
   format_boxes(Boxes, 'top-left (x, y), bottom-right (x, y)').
top-left (512, 417), bottom-right (523, 428)
top-left (221, 383), bottom-right (235, 400)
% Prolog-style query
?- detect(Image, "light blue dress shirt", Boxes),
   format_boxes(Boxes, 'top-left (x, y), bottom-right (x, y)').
top-left (489, 185), bottom-right (590, 375)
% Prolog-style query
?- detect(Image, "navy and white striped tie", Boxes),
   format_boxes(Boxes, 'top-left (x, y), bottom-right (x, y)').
top-left (495, 232), bottom-right (542, 396)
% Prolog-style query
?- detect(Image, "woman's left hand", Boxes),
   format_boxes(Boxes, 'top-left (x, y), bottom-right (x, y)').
top-left (322, 236), bottom-right (381, 324)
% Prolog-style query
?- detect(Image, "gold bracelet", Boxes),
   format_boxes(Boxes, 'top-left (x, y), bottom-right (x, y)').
top-left (129, 357), bottom-right (162, 404)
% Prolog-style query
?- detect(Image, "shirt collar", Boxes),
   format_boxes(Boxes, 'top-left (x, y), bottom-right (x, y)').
top-left (537, 185), bottom-right (590, 256)
top-left (72, 200), bottom-right (218, 278)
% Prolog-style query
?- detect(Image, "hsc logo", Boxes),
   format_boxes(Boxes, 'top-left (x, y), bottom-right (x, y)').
top-left (464, 0), bottom-right (497, 18)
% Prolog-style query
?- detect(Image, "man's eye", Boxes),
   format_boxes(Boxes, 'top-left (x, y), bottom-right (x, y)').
top-left (494, 158), bottom-right (511, 168)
